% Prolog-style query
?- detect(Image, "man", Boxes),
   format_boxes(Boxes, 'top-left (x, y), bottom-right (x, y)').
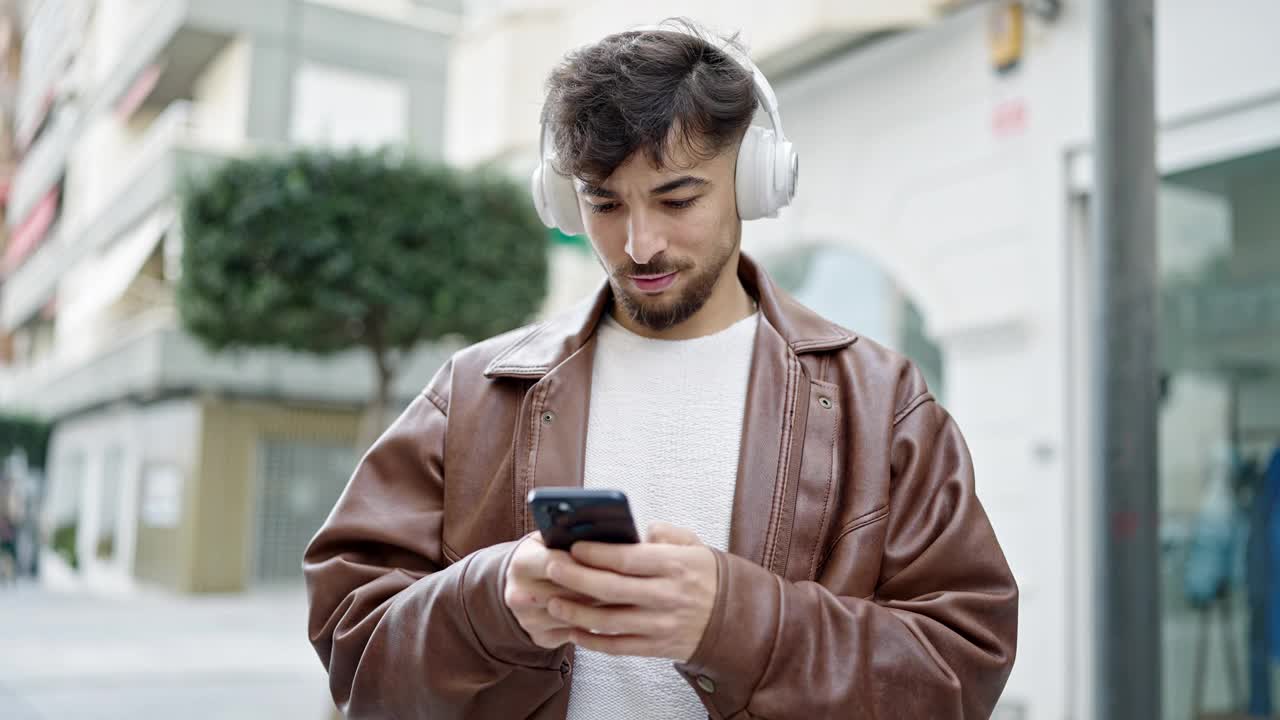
top-left (304, 23), bottom-right (1017, 719)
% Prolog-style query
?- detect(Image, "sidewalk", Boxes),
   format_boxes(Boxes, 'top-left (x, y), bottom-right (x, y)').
top-left (0, 581), bottom-right (334, 720)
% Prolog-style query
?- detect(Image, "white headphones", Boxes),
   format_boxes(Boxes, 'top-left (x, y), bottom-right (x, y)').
top-left (530, 27), bottom-right (799, 237)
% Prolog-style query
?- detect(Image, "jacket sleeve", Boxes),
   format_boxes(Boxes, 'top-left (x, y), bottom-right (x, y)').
top-left (303, 362), bottom-right (569, 719)
top-left (674, 396), bottom-right (1018, 719)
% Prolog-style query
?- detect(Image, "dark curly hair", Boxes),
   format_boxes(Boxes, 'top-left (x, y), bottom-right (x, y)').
top-left (541, 19), bottom-right (758, 185)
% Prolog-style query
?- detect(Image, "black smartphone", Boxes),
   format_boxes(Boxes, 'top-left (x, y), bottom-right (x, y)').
top-left (527, 488), bottom-right (640, 551)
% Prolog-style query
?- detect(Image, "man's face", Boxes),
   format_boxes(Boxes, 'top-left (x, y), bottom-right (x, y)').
top-left (577, 138), bottom-right (741, 332)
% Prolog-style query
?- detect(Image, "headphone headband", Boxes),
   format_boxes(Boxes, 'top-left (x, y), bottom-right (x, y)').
top-left (679, 28), bottom-right (788, 147)
top-left (533, 22), bottom-right (798, 235)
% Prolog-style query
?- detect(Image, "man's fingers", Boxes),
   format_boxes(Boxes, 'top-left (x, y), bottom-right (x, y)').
top-left (533, 628), bottom-right (574, 649)
top-left (505, 579), bottom-right (597, 611)
top-left (519, 608), bottom-right (573, 633)
top-left (546, 558), bottom-right (663, 605)
top-left (523, 622), bottom-right (574, 651)
top-left (548, 598), bottom-right (671, 637)
top-left (645, 522), bottom-right (702, 546)
top-left (570, 630), bottom-right (655, 657)
top-left (570, 542), bottom-right (677, 577)
top-left (511, 545), bottom-right (574, 581)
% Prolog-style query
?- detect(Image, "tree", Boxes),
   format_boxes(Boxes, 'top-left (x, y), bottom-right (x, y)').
top-left (178, 149), bottom-right (548, 441)
top-left (0, 414), bottom-right (50, 468)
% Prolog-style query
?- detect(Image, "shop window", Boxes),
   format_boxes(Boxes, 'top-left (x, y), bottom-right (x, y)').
top-left (1158, 147), bottom-right (1280, 719)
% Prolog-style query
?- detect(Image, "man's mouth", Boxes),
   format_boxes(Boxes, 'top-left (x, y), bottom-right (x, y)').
top-left (628, 272), bottom-right (678, 294)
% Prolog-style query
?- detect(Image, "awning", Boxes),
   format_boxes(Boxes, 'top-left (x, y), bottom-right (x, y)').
top-left (57, 207), bottom-right (176, 328)
top-left (2, 186), bottom-right (60, 274)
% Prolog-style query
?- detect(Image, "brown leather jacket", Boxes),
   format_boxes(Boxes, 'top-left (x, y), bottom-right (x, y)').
top-left (304, 255), bottom-right (1018, 719)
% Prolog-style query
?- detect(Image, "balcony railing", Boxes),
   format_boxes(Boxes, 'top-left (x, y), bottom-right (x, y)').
top-left (1, 102), bottom-right (225, 331)
top-left (5, 104), bottom-right (78, 233)
top-left (4, 312), bottom-right (456, 419)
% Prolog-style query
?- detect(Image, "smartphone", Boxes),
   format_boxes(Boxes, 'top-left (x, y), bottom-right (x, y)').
top-left (527, 488), bottom-right (640, 551)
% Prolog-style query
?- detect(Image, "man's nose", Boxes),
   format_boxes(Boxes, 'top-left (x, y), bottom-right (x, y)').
top-left (625, 210), bottom-right (668, 266)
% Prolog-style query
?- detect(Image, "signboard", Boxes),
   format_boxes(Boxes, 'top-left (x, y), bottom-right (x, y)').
top-left (141, 465), bottom-right (183, 528)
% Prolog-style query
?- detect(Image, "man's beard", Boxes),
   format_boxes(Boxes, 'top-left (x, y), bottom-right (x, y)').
top-left (607, 239), bottom-right (738, 332)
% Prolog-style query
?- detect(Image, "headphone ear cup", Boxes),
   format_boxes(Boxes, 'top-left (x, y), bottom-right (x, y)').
top-left (775, 140), bottom-right (798, 208)
top-left (531, 164), bottom-right (556, 229)
top-left (735, 125), bottom-right (772, 221)
top-left (530, 160), bottom-right (585, 236)
top-left (544, 162), bottom-right (585, 236)
top-left (735, 126), bottom-right (798, 221)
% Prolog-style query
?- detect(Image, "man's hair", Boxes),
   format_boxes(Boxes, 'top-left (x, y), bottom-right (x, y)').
top-left (542, 19), bottom-right (758, 185)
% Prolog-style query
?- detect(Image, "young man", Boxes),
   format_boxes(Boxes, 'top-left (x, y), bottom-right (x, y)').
top-left (305, 24), bottom-right (1017, 719)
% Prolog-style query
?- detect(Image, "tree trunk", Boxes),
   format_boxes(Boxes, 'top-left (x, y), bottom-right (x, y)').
top-left (358, 347), bottom-right (396, 451)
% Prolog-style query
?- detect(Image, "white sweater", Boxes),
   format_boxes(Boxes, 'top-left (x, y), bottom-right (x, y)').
top-left (566, 311), bottom-right (758, 720)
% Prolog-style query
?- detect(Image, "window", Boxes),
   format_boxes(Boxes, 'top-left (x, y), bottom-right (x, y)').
top-left (290, 62), bottom-right (408, 151)
top-left (96, 446), bottom-right (124, 560)
top-left (1157, 146), bottom-right (1280, 719)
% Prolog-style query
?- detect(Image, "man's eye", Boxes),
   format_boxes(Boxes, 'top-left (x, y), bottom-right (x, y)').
top-left (664, 197), bottom-right (700, 210)
top-left (588, 202), bottom-right (619, 215)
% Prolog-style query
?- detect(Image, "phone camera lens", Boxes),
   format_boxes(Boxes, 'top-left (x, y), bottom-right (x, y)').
top-left (556, 502), bottom-right (571, 513)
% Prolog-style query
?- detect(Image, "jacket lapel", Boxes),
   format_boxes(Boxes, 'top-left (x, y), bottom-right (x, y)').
top-left (487, 288), bottom-right (607, 535)
top-left (513, 335), bottom-right (596, 535)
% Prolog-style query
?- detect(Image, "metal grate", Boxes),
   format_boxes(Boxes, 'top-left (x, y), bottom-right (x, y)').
top-left (253, 439), bottom-right (356, 584)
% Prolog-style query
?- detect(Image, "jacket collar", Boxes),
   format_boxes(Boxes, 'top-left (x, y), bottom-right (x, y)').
top-left (484, 253), bottom-right (857, 379)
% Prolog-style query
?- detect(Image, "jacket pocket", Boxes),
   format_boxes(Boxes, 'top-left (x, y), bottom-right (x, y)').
top-left (814, 507), bottom-right (890, 592)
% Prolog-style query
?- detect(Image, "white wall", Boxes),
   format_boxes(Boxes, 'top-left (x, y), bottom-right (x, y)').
top-left (539, 245), bottom-right (605, 315)
top-left (61, 105), bottom-right (154, 227)
top-left (191, 37), bottom-right (251, 150)
top-left (1156, 0), bottom-right (1280, 123)
top-left (85, 0), bottom-right (149, 91)
top-left (306, 0), bottom-right (460, 31)
top-left (445, 8), bottom-right (567, 168)
top-left (44, 397), bottom-right (202, 593)
top-left (307, 0), bottom-right (422, 19)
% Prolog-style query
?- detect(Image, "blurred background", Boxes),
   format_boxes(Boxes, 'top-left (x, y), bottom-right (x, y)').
top-left (0, 0), bottom-right (1276, 718)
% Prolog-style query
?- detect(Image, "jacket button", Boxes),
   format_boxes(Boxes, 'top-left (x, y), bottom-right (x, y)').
top-left (818, 397), bottom-right (833, 409)
top-left (542, 411), bottom-right (556, 425)
top-left (696, 675), bottom-right (716, 693)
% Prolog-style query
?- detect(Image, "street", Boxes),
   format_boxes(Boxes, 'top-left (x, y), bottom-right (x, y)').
top-left (0, 582), bottom-right (333, 720)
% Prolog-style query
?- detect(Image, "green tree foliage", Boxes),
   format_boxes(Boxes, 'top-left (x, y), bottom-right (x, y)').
top-left (178, 149), bottom-right (548, 432)
top-left (0, 414), bottom-right (50, 469)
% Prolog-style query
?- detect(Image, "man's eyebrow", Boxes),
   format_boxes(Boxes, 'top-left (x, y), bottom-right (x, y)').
top-left (578, 176), bottom-right (710, 199)
top-left (651, 176), bottom-right (709, 195)
top-left (579, 184), bottom-right (617, 199)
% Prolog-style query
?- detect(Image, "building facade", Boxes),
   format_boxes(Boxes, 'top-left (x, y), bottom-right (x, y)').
top-left (1, 0), bottom-right (459, 594)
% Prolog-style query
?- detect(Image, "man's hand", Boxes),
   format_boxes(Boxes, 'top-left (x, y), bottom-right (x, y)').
top-left (544, 522), bottom-right (718, 662)
top-left (503, 533), bottom-right (595, 650)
